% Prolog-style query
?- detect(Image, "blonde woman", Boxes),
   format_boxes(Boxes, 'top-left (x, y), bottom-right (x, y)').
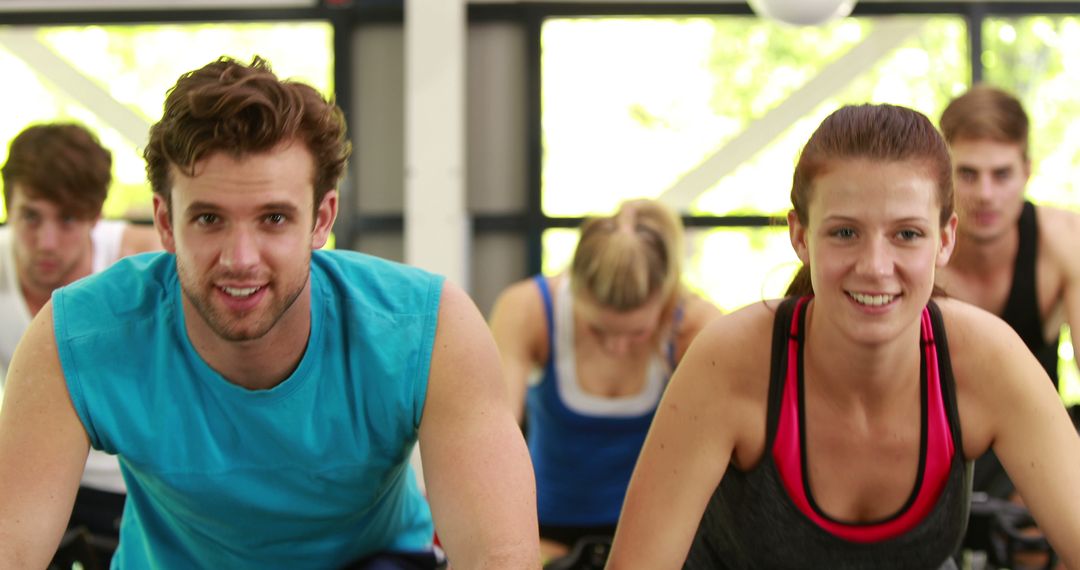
top-left (489, 199), bottom-right (721, 559)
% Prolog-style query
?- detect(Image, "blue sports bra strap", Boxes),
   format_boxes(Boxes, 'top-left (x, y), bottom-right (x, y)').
top-left (665, 301), bottom-right (686, 368)
top-left (533, 275), bottom-right (556, 360)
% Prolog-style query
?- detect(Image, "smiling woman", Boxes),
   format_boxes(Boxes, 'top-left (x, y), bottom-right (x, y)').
top-left (603, 103), bottom-right (1080, 569)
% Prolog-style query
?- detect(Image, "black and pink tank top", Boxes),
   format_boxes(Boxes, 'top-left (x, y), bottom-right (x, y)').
top-left (683, 296), bottom-right (972, 570)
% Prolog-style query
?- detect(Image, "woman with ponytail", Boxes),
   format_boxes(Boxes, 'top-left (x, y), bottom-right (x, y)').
top-left (489, 198), bottom-right (721, 560)
top-left (606, 104), bottom-right (1080, 569)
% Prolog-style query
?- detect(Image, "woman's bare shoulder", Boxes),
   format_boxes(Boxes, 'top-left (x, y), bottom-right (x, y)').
top-left (491, 275), bottom-right (554, 315)
top-left (670, 300), bottom-right (776, 468)
top-left (933, 296), bottom-right (1048, 391)
top-left (682, 300), bottom-right (778, 379)
top-left (489, 276), bottom-right (550, 337)
top-left (933, 296), bottom-right (1022, 351)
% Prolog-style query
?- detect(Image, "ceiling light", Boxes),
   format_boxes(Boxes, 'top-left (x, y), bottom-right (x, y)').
top-left (748, 0), bottom-right (857, 26)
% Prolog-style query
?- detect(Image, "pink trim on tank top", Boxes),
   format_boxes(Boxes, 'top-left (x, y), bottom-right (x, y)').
top-left (771, 297), bottom-right (955, 543)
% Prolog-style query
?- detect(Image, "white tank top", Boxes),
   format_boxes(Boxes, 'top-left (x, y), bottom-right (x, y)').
top-left (0, 219), bottom-right (129, 493)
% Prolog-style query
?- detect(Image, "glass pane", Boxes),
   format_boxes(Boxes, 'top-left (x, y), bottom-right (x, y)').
top-left (685, 226), bottom-right (800, 312)
top-left (983, 16), bottom-right (1080, 208)
top-left (541, 15), bottom-right (968, 218)
top-left (982, 15), bottom-right (1080, 403)
top-left (0, 22), bottom-right (333, 222)
top-left (543, 225), bottom-right (799, 314)
top-left (541, 227), bottom-right (580, 277)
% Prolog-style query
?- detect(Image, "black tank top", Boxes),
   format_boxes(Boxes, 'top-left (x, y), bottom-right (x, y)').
top-left (1001, 201), bottom-right (1059, 386)
top-left (683, 297), bottom-right (972, 569)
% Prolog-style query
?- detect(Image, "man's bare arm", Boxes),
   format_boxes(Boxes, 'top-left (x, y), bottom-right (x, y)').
top-left (419, 282), bottom-right (541, 569)
top-left (1041, 207), bottom-right (1080, 377)
top-left (0, 303), bottom-right (91, 568)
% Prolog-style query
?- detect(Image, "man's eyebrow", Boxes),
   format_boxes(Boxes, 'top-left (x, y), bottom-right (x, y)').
top-left (256, 202), bottom-right (302, 214)
top-left (184, 201), bottom-right (222, 215)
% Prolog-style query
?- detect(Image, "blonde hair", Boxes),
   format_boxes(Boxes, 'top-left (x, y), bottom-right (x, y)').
top-left (570, 199), bottom-right (685, 312)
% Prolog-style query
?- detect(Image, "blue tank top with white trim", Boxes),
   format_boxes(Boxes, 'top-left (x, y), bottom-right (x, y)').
top-left (526, 275), bottom-right (679, 526)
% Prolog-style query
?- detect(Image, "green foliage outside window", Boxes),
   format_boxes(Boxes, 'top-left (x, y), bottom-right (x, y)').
top-left (983, 17), bottom-right (1080, 208)
top-left (540, 13), bottom-right (1080, 404)
top-left (541, 15), bottom-right (966, 312)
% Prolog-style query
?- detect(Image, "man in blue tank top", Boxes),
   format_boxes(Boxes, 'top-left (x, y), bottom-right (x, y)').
top-left (0, 56), bottom-right (540, 569)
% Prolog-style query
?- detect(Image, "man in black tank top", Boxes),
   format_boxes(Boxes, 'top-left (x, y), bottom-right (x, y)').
top-left (999, 202), bottom-right (1061, 382)
top-left (937, 88), bottom-right (1080, 494)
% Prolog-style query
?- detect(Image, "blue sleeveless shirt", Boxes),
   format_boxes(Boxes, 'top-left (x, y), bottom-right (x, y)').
top-left (53, 250), bottom-right (442, 568)
top-left (526, 276), bottom-right (677, 527)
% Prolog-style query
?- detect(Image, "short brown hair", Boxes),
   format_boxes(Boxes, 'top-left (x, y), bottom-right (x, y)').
top-left (144, 56), bottom-right (350, 213)
top-left (2, 123), bottom-right (112, 219)
top-left (939, 84), bottom-right (1029, 160)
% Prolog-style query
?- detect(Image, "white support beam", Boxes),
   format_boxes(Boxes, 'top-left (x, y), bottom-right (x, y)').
top-left (0, 27), bottom-right (153, 148)
top-left (658, 18), bottom-right (925, 211)
top-left (404, 0), bottom-right (469, 487)
top-left (404, 0), bottom-right (469, 290)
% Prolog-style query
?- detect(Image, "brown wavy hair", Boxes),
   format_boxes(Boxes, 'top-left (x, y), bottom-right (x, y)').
top-left (785, 104), bottom-right (954, 297)
top-left (144, 56), bottom-right (350, 217)
top-left (2, 123), bottom-right (112, 220)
